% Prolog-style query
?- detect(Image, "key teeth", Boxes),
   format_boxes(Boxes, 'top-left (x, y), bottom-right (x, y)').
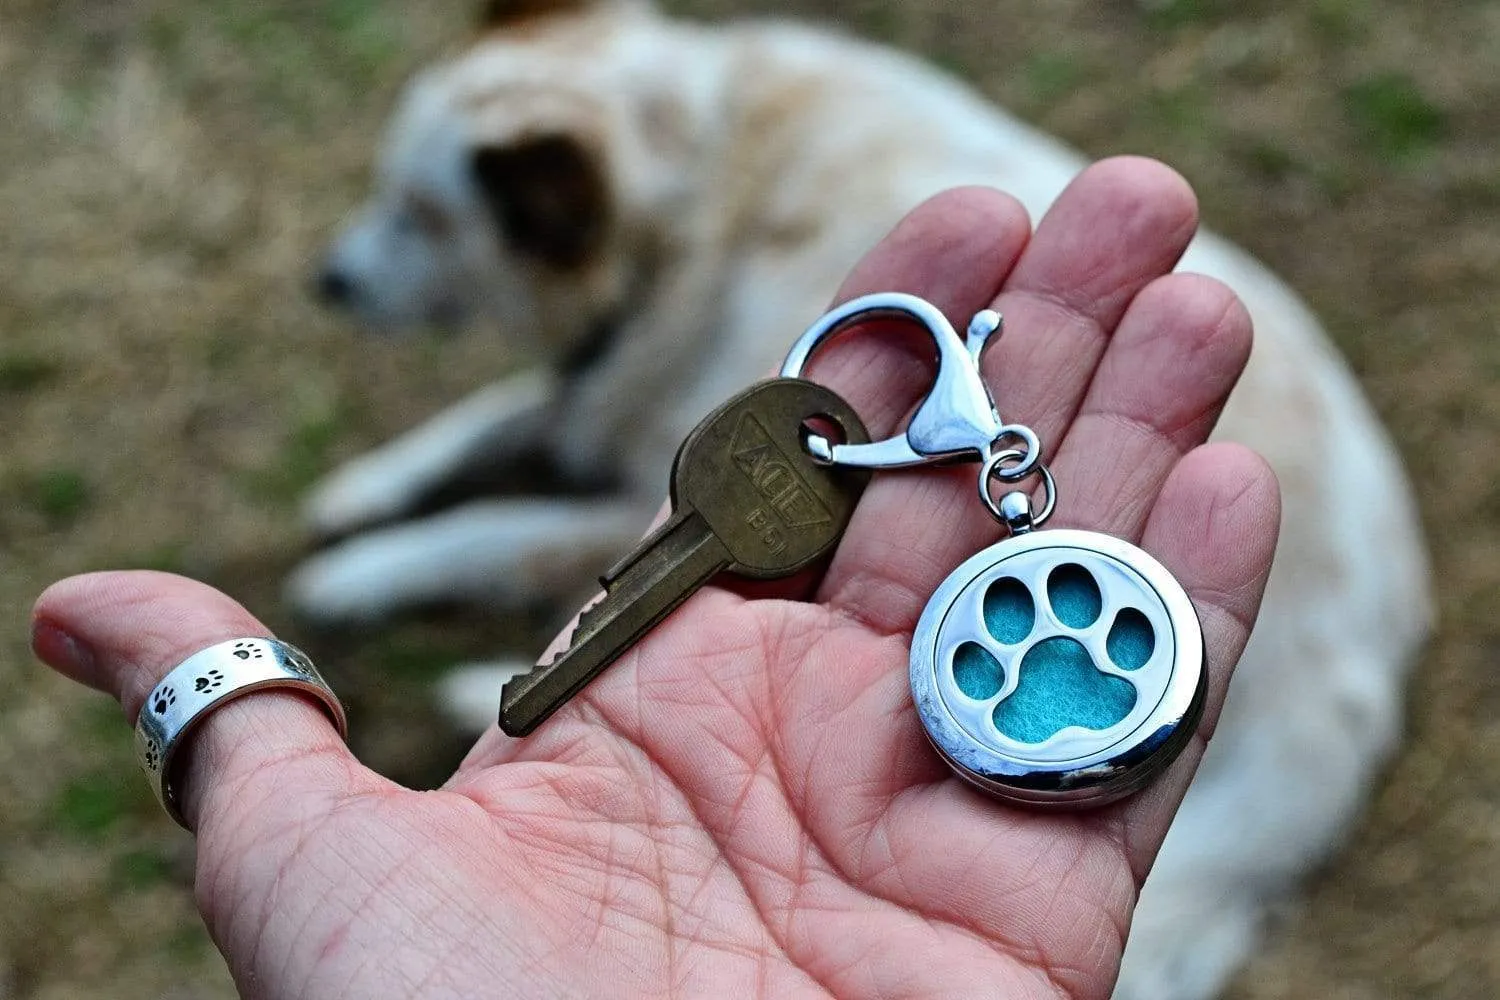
top-left (571, 593), bottom-right (610, 643)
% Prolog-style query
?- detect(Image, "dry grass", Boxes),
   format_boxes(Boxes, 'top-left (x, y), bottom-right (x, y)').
top-left (0, 0), bottom-right (1496, 997)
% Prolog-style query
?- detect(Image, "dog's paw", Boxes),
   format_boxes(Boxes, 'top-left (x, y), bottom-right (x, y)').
top-left (950, 562), bottom-right (1154, 743)
top-left (284, 537), bottom-right (425, 625)
top-left (304, 457), bottom-right (417, 539)
top-left (436, 661), bottom-right (534, 733)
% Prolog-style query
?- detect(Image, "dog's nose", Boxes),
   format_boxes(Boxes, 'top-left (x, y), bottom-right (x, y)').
top-left (316, 267), bottom-right (355, 306)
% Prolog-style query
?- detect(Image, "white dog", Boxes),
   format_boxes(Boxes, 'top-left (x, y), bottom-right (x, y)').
top-left (294, 2), bottom-right (1433, 997)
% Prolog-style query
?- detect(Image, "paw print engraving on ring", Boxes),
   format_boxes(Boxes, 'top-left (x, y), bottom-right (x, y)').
top-left (194, 668), bottom-right (225, 694)
top-left (152, 687), bottom-right (176, 716)
top-left (143, 737), bottom-right (161, 771)
top-left (232, 640), bottom-right (264, 661)
top-left (942, 558), bottom-right (1161, 747)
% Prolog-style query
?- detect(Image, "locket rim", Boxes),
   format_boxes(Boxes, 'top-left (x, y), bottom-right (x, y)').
top-left (908, 528), bottom-right (1205, 808)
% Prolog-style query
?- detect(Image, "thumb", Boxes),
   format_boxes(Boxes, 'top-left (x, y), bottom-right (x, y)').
top-left (32, 571), bottom-right (387, 841)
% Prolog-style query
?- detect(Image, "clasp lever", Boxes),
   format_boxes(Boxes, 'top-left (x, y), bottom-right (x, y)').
top-left (780, 292), bottom-right (1037, 473)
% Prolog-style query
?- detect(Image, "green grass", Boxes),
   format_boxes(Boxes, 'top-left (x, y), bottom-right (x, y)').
top-left (1143, 85), bottom-right (1216, 144)
top-left (243, 407), bottom-right (351, 506)
top-left (1139, 0), bottom-right (1223, 28)
top-left (0, 353), bottom-right (61, 392)
top-left (1022, 52), bottom-right (1090, 104)
top-left (1343, 72), bottom-right (1446, 160)
top-left (373, 635), bottom-right (476, 679)
top-left (55, 770), bottom-right (142, 838)
top-left (1310, 0), bottom-right (1373, 42)
top-left (110, 847), bottom-right (178, 889)
top-left (19, 468), bottom-right (92, 524)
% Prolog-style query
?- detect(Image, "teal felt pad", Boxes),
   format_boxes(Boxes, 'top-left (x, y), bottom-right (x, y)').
top-left (982, 577), bottom-right (1035, 644)
top-left (1107, 607), bottom-right (1155, 671)
top-left (953, 642), bottom-right (1004, 700)
top-left (1048, 564), bottom-right (1102, 629)
top-left (992, 637), bottom-right (1136, 743)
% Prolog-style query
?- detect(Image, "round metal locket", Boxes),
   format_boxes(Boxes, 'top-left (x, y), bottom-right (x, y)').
top-left (910, 528), bottom-right (1205, 808)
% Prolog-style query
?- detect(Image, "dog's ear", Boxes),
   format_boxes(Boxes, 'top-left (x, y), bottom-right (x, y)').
top-left (472, 135), bottom-right (608, 269)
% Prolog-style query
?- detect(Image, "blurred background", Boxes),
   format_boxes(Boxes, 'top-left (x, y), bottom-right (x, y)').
top-left (2, 0), bottom-right (1497, 996)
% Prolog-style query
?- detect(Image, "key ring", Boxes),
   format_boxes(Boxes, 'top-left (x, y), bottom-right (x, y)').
top-left (979, 449), bottom-right (1056, 531)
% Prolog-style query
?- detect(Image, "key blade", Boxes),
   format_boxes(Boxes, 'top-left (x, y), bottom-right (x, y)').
top-left (498, 509), bottom-right (730, 737)
top-left (498, 378), bottom-right (871, 739)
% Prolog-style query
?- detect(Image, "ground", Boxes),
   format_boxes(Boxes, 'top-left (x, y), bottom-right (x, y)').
top-left (1, 0), bottom-right (1497, 997)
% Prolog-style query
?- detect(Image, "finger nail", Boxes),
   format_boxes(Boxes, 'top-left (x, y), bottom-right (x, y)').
top-left (32, 617), bottom-right (97, 682)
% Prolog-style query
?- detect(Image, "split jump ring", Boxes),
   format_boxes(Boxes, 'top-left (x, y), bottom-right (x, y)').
top-left (979, 449), bottom-right (1056, 529)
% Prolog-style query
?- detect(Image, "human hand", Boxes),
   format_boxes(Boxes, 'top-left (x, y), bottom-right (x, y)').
top-left (32, 158), bottom-right (1278, 999)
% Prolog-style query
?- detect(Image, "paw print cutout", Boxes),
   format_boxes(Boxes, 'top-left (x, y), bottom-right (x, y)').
top-left (194, 669), bottom-right (225, 694)
top-left (924, 540), bottom-right (1179, 760)
top-left (152, 687), bottom-right (176, 716)
top-left (232, 640), bottom-right (264, 662)
top-left (911, 528), bottom-right (1203, 806)
top-left (142, 738), bottom-right (161, 771)
top-left (949, 562), bottom-right (1157, 744)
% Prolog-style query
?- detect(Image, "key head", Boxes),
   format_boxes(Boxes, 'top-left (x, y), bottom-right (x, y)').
top-left (671, 378), bottom-right (870, 578)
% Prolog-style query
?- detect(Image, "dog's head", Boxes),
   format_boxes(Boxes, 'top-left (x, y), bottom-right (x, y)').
top-left (317, 0), bottom-right (678, 360)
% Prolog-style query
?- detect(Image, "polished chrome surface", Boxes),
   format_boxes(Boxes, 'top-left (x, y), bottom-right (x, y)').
top-left (909, 530), bottom-right (1204, 808)
top-left (135, 638), bottom-right (346, 828)
top-left (980, 449), bottom-right (1055, 529)
top-left (780, 292), bottom-right (1040, 478)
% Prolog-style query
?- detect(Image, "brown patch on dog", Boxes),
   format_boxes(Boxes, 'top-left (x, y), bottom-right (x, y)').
top-left (472, 134), bottom-right (609, 268)
top-left (404, 191), bottom-right (453, 241)
top-left (477, 0), bottom-right (593, 31)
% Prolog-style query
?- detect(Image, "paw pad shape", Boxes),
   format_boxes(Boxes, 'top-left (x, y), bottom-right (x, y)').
top-left (950, 562), bottom-right (1156, 744)
top-left (152, 687), bottom-right (176, 715)
top-left (142, 738), bottom-right (161, 771)
top-left (232, 641), bottom-right (264, 661)
top-left (194, 669), bottom-right (225, 694)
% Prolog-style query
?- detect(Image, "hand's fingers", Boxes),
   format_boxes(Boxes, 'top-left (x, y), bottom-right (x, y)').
top-left (32, 571), bottom-right (383, 835)
top-left (1046, 272), bottom-right (1253, 540)
top-left (830, 444), bottom-right (1279, 949)
top-left (1110, 442), bottom-right (1281, 875)
top-left (818, 157), bottom-right (1202, 633)
top-left (795, 185), bottom-right (1032, 436)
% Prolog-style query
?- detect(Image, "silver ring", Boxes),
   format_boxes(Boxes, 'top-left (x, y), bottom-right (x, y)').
top-left (134, 638), bottom-right (346, 828)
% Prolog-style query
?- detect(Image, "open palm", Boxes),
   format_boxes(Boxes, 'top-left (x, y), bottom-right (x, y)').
top-left (33, 160), bottom-right (1278, 1000)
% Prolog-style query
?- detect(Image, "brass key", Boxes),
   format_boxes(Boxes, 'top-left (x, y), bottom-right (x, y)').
top-left (498, 378), bottom-right (870, 736)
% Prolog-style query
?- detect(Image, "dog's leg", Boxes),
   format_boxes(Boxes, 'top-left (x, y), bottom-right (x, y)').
top-left (304, 368), bottom-right (559, 538)
top-left (286, 496), bottom-right (650, 626)
top-left (435, 660), bottom-right (535, 732)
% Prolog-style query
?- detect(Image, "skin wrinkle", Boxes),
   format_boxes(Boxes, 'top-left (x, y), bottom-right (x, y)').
top-left (341, 801), bottom-right (520, 987)
top-left (256, 809), bottom-right (341, 996)
top-left (573, 715), bottom-right (830, 997)
top-left (493, 691), bottom-right (824, 994)
top-left (621, 631), bottom-right (1091, 997)
top-left (197, 791), bottom-right (308, 985)
top-left (571, 693), bottom-right (843, 994)
top-left (984, 292), bottom-right (1106, 432)
top-left (864, 780), bottom-right (1135, 987)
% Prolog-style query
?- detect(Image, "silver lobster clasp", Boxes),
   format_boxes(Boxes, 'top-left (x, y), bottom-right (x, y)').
top-left (780, 292), bottom-right (1038, 472)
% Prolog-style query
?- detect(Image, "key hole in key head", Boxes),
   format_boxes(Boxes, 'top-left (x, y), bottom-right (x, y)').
top-left (799, 414), bottom-right (848, 465)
